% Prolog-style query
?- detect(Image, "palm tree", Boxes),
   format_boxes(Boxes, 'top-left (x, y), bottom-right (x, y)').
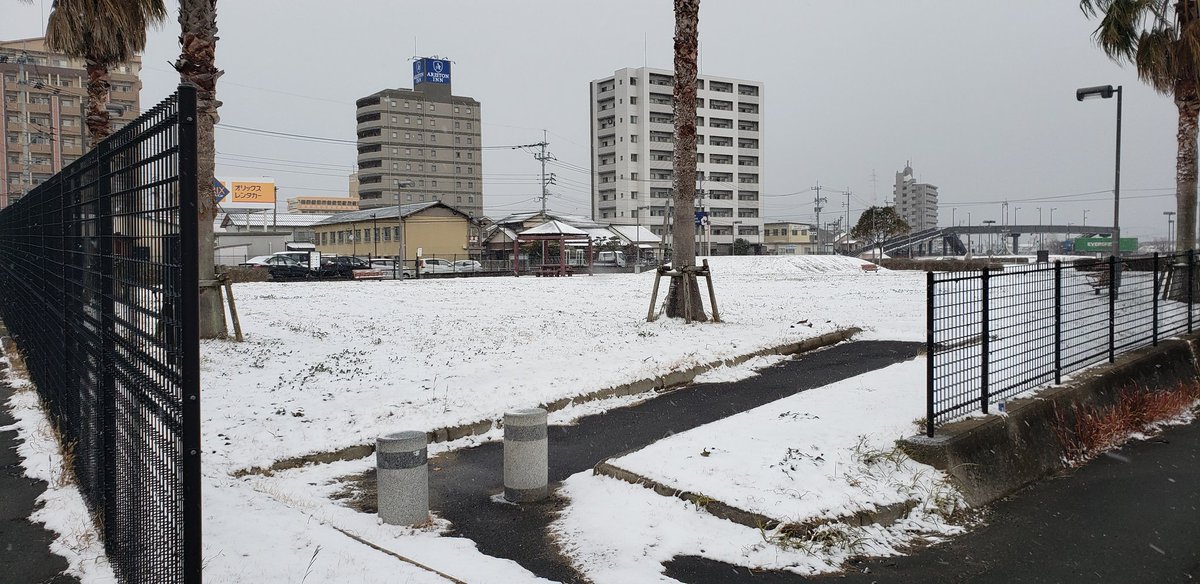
top-left (1081, 1), bottom-right (1200, 250)
top-left (665, 0), bottom-right (707, 321)
top-left (176, 0), bottom-right (226, 338)
top-left (43, 0), bottom-right (167, 143)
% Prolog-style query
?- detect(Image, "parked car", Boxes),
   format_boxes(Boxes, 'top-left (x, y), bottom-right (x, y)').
top-left (370, 259), bottom-right (415, 279)
top-left (318, 256), bottom-right (373, 279)
top-left (272, 250), bottom-right (318, 269)
top-left (418, 258), bottom-right (456, 274)
top-left (240, 255), bottom-right (274, 267)
top-left (263, 256), bottom-right (311, 281)
top-left (452, 259), bottom-right (483, 273)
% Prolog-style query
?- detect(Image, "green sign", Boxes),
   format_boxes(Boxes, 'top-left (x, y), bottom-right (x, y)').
top-left (1073, 237), bottom-right (1138, 253)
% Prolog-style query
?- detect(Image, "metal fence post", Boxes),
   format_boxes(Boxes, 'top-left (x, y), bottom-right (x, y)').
top-left (1190, 250), bottom-right (1195, 335)
top-left (1109, 255), bottom-right (1117, 363)
top-left (1054, 261), bottom-right (1062, 385)
top-left (980, 268), bottom-right (990, 414)
top-left (95, 138), bottom-right (118, 552)
top-left (177, 84), bottom-right (203, 584)
top-left (1152, 252), bottom-right (1159, 346)
top-left (926, 270), bottom-right (935, 437)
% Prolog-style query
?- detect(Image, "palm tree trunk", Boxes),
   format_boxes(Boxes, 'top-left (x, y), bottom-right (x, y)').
top-left (177, 0), bottom-right (227, 338)
top-left (1176, 79), bottom-right (1199, 251)
top-left (84, 58), bottom-right (112, 144)
top-left (665, 0), bottom-right (706, 321)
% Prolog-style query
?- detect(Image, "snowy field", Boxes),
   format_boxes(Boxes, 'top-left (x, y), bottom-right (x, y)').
top-left (9, 255), bottom-right (967, 583)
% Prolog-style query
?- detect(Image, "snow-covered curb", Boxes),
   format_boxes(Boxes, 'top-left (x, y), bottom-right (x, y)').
top-left (1, 354), bottom-right (118, 583)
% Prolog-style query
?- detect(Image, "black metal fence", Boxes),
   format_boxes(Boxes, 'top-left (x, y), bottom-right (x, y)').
top-left (0, 86), bottom-right (200, 583)
top-left (926, 252), bottom-right (1197, 435)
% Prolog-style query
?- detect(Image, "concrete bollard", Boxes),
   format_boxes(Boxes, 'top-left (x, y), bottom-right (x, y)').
top-left (376, 430), bottom-right (429, 525)
top-left (504, 408), bottom-right (548, 503)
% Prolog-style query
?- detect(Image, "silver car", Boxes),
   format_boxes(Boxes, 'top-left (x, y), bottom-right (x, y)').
top-left (369, 259), bottom-right (415, 279)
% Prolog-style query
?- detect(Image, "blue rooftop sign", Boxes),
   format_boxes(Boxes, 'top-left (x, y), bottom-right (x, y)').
top-left (413, 58), bottom-right (451, 85)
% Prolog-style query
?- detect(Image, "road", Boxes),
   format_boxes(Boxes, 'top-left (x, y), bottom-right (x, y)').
top-left (665, 414), bottom-right (1200, 583)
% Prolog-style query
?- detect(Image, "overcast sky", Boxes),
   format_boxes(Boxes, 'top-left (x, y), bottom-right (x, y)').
top-left (1, 1), bottom-right (1182, 239)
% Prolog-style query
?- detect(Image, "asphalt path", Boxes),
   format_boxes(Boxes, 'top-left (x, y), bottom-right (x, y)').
top-left (0, 372), bottom-right (79, 584)
top-left (428, 340), bottom-right (924, 584)
top-left (664, 414), bottom-right (1200, 584)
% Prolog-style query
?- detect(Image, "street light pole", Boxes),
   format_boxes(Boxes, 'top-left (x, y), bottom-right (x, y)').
top-left (395, 180), bottom-right (415, 280)
top-left (1076, 84), bottom-right (1122, 268)
top-left (1165, 211), bottom-right (1177, 251)
top-left (371, 213), bottom-right (378, 258)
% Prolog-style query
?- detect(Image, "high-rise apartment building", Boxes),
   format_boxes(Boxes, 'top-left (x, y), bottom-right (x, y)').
top-left (0, 37), bottom-right (142, 208)
top-left (590, 67), bottom-right (763, 254)
top-left (894, 163), bottom-right (938, 231)
top-left (355, 57), bottom-right (482, 218)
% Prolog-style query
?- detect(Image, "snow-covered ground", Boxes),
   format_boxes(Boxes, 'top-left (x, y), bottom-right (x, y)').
top-left (8, 255), bottom-right (970, 583)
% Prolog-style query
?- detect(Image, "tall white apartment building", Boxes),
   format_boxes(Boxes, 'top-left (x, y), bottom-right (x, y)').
top-left (894, 163), bottom-right (938, 231)
top-left (589, 67), bottom-right (763, 254)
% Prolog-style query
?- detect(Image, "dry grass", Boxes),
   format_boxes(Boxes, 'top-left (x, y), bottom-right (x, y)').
top-left (1053, 382), bottom-right (1200, 464)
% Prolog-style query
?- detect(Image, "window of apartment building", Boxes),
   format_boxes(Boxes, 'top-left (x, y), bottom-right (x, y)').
top-left (468, 182), bottom-right (474, 190)
top-left (631, 191), bottom-right (638, 199)
top-left (431, 180), bottom-right (437, 187)
top-left (455, 136), bottom-right (461, 144)
top-left (457, 195), bottom-right (463, 203)
top-left (467, 137), bottom-right (472, 144)
top-left (455, 166), bottom-right (462, 174)
top-left (406, 163), bottom-right (412, 170)
top-left (631, 172), bottom-right (638, 181)
top-left (602, 212), bottom-right (609, 219)
top-left (384, 228), bottom-right (392, 241)
top-left (391, 116), bottom-right (397, 123)
top-left (416, 103), bottom-right (421, 110)
top-left (630, 135), bottom-right (638, 143)
top-left (454, 106), bottom-right (460, 113)
top-left (393, 101), bottom-right (400, 107)
top-left (417, 118), bottom-right (423, 125)
top-left (419, 180), bottom-right (425, 187)
top-left (430, 149), bottom-right (436, 157)
top-left (407, 193), bottom-right (413, 202)
top-left (392, 163), bottom-right (398, 170)
top-left (430, 134), bottom-right (437, 142)
top-left (630, 154), bottom-right (638, 162)
top-left (466, 122), bottom-right (472, 129)
top-left (469, 195), bottom-right (475, 202)
top-left (429, 104), bottom-right (435, 111)
top-left (430, 164), bottom-right (437, 172)
top-left (403, 117), bottom-right (410, 124)
top-left (630, 115), bottom-right (638, 124)
top-left (630, 77), bottom-right (638, 85)
top-left (404, 148), bottom-right (411, 155)
top-left (456, 181), bottom-right (462, 188)
top-left (466, 108), bottom-right (472, 114)
top-left (468, 167), bottom-right (474, 174)
top-left (697, 135), bottom-right (705, 145)
top-left (454, 121), bottom-right (460, 129)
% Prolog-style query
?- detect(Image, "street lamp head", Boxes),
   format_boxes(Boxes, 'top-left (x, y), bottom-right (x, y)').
top-left (1076, 85), bottom-right (1116, 101)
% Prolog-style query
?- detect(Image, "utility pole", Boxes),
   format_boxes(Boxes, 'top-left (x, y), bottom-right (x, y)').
top-left (514, 135), bottom-right (554, 215)
top-left (844, 188), bottom-right (851, 252)
top-left (17, 52), bottom-right (31, 202)
top-left (812, 183), bottom-right (827, 254)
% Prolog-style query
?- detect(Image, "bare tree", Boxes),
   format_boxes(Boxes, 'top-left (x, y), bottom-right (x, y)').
top-left (665, 0), bottom-right (707, 321)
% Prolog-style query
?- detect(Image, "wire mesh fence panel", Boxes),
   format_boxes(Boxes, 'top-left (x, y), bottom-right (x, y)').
top-left (927, 252), bottom-right (1197, 434)
top-left (0, 86), bottom-right (200, 583)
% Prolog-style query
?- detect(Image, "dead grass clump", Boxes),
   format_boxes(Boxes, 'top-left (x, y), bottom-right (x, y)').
top-left (1053, 383), bottom-right (1200, 464)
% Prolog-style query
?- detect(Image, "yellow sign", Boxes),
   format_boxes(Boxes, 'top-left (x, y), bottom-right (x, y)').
top-left (228, 181), bottom-right (275, 204)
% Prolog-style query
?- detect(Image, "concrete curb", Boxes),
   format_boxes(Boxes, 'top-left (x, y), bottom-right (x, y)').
top-left (899, 334), bottom-right (1200, 507)
top-left (236, 328), bottom-right (861, 477)
top-left (592, 460), bottom-right (918, 537)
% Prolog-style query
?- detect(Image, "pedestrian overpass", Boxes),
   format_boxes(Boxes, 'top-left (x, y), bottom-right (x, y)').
top-left (856, 225), bottom-right (1118, 257)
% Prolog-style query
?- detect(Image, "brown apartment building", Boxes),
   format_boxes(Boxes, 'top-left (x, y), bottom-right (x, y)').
top-left (355, 57), bottom-right (482, 218)
top-left (0, 37), bottom-right (142, 209)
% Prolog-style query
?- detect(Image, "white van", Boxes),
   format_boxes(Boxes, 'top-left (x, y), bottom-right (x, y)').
top-left (596, 250), bottom-right (626, 267)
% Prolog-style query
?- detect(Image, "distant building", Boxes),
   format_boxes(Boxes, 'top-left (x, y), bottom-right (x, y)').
top-left (589, 67), bottom-right (764, 255)
top-left (287, 195), bottom-right (359, 214)
top-left (0, 37), bottom-right (142, 208)
top-left (355, 57), bottom-right (482, 218)
top-left (763, 221), bottom-right (816, 255)
top-left (312, 201), bottom-right (472, 260)
top-left (893, 163), bottom-right (938, 231)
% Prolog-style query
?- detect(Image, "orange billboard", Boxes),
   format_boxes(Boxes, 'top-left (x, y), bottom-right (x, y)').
top-left (229, 181), bottom-right (275, 204)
